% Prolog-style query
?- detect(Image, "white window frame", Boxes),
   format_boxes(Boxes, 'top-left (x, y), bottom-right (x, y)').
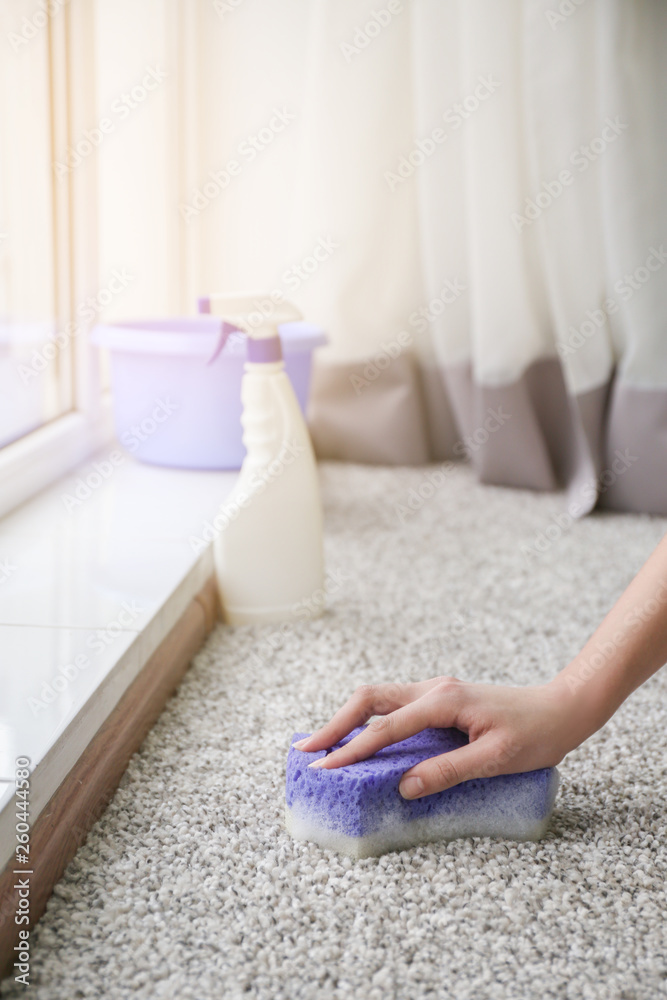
top-left (0, 2), bottom-right (114, 520)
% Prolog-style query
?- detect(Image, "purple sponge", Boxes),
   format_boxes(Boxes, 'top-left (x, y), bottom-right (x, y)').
top-left (285, 727), bottom-right (559, 858)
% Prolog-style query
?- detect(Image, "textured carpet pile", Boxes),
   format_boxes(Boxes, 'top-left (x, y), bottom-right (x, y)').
top-left (5, 463), bottom-right (667, 999)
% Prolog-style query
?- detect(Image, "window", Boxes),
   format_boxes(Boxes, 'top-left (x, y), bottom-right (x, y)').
top-left (0, 2), bottom-right (112, 518)
top-left (0, 4), bottom-right (71, 448)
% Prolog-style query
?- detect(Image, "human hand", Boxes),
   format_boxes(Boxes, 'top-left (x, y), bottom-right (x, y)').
top-left (293, 677), bottom-right (584, 799)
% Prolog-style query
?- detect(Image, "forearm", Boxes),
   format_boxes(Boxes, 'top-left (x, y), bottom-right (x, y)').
top-left (552, 533), bottom-right (667, 742)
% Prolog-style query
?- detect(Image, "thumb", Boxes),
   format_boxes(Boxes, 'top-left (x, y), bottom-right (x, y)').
top-left (399, 736), bottom-right (499, 799)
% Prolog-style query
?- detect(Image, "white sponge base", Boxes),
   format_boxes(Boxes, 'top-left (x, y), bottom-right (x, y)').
top-left (285, 771), bottom-right (560, 859)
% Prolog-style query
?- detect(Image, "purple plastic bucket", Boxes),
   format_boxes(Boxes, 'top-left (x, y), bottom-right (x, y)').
top-left (91, 318), bottom-right (327, 470)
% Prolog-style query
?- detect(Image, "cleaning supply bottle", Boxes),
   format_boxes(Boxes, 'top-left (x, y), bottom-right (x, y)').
top-left (202, 293), bottom-right (324, 625)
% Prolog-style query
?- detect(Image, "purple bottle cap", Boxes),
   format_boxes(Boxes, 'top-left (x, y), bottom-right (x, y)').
top-left (247, 335), bottom-right (283, 363)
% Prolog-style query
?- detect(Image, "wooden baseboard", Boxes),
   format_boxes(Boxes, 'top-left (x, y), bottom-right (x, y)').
top-left (0, 576), bottom-right (220, 980)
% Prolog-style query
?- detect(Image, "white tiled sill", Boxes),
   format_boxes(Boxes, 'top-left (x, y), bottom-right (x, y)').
top-left (0, 450), bottom-right (237, 871)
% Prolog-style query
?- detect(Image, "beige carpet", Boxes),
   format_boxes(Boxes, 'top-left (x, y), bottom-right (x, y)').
top-left (4, 463), bottom-right (667, 999)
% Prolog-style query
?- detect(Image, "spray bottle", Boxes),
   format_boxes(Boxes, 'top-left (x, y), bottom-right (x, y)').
top-left (200, 293), bottom-right (324, 625)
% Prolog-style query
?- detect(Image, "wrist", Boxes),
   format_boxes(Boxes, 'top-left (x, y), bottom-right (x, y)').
top-left (544, 672), bottom-right (603, 754)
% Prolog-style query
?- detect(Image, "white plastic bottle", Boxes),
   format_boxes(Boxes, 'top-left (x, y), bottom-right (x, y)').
top-left (205, 293), bottom-right (324, 625)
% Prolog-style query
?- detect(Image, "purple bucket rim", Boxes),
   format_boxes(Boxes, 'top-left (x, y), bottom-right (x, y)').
top-left (91, 320), bottom-right (327, 358)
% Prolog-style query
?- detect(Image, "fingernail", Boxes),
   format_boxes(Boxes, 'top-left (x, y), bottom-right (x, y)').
top-left (308, 759), bottom-right (326, 769)
top-left (399, 776), bottom-right (424, 799)
top-left (293, 738), bottom-right (311, 750)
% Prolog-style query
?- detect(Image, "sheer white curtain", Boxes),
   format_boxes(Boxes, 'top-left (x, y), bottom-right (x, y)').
top-left (411, 0), bottom-right (667, 513)
top-left (91, 0), bottom-right (667, 512)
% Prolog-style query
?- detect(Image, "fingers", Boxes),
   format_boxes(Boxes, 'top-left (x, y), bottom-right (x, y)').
top-left (294, 682), bottom-right (412, 752)
top-left (398, 737), bottom-right (497, 799)
top-left (295, 680), bottom-right (438, 753)
top-left (309, 681), bottom-right (463, 770)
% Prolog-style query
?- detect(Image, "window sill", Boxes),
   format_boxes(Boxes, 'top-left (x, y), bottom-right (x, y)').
top-left (0, 449), bottom-right (237, 873)
top-left (0, 399), bottom-right (116, 521)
